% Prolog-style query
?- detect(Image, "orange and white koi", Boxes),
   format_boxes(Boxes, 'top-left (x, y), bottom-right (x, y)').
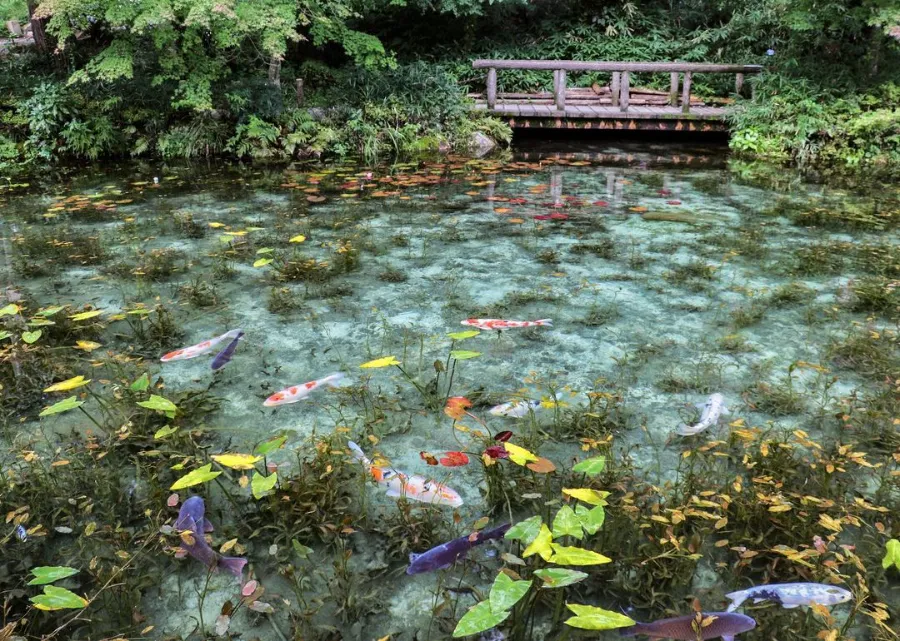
top-left (263, 372), bottom-right (346, 407)
top-left (347, 441), bottom-right (463, 508)
top-left (461, 318), bottom-right (552, 331)
top-left (161, 329), bottom-right (242, 362)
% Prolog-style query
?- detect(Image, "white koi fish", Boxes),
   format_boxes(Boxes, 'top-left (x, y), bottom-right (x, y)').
top-left (347, 441), bottom-right (463, 508)
top-left (263, 372), bottom-right (346, 407)
top-left (490, 400), bottom-right (541, 418)
top-left (726, 582), bottom-right (852, 612)
top-left (677, 393), bottom-right (729, 436)
top-left (161, 329), bottom-right (242, 362)
top-left (461, 318), bottom-right (552, 331)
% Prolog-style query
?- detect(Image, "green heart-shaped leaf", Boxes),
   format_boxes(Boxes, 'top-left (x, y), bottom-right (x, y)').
top-left (30, 585), bottom-right (88, 611)
top-left (452, 600), bottom-right (509, 638)
top-left (28, 566), bottom-right (79, 586)
top-left (22, 330), bottom-right (42, 344)
top-left (39, 396), bottom-right (84, 417)
top-left (489, 572), bottom-right (531, 615)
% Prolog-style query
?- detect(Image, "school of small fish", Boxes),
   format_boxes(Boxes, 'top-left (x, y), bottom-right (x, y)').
top-left (159, 323), bottom-right (853, 638)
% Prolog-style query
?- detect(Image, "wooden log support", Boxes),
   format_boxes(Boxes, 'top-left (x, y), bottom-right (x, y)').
top-left (669, 72), bottom-right (679, 105)
top-left (611, 72), bottom-right (621, 107)
top-left (620, 71), bottom-right (630, 111)
top-left (554, 69), bottom-right (567, 111)
top-left (681, 71), bottom-right (692, 114)
top-left (735, 72), bottom-right (744, 96)
top-left (473, 60), bottom-right (763, 74)
top-left (486, 67), bottom-right (498, 109)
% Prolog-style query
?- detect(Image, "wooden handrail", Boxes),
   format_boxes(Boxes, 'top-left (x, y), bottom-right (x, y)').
top-left (475, 59), bottom-right (761, 114)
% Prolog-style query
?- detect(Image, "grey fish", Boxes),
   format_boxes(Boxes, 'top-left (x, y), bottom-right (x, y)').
top-left (620, 612), bottom-right (756, 641)
top-left (406, 523), bottom-right (510, 575)
top-left (14, 525), bottom-right (27, 542)
top-left (175, 496), bottom-right (246, 579)
top-left (677, 393), bottom-right (729, 436)
top-left (725, 582), bottom-right (851, 612)
top-left (211, 331), bottom-right (243, 370)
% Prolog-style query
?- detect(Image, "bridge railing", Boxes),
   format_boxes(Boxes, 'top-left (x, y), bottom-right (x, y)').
top-left (471, 60), bottom-right (763, 113)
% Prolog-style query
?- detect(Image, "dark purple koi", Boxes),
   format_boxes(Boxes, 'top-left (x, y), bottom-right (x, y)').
top-left (406, 523), bottom-right (509, 575)
top-left (175, 496), bottom-right (246, 579)
top-left (210, 331), bottom-right (244, 370)
top-left (620, 612), bottom-right (756, 641)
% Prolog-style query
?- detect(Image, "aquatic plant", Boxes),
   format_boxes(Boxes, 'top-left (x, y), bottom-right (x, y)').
top-left (378, 266), bottom-right (409, 282)
top-left (267, 286), bottom-right (302, 314)
top-left (177, 277), bottom-right (220, 308)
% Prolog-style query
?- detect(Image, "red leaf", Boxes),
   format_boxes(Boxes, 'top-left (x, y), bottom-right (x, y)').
top-left (494, 430), bottom-right (513, 442)
top-left (593, 200), bottom-right (609, 206)
top-left (420, 451), bottom-right (439, 466)
top-left (439, 451), bottom-right (470, 467)
top-left (444, 396), bottom-right (472, 420)
top-left (484, 445), bottom-right (509, 460)
top-left (666, 200), bottom-right (682, 205)
top-left (549, 213), bottom-right (569, 220)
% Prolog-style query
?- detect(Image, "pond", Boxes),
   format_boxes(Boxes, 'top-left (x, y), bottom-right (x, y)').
top-left (1, 142), bottom-right (898, 641)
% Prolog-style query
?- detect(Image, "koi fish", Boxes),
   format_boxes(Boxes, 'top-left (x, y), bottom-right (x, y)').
top-left (490, 400), bottom-right (541, 418)
top-left (210, 331), bottom-right (244, 370)
top-left (175, 496), bottom-right (246, 579)
top-left (263, 372), bottom-right (346, 407)
top-left (407, 523), bottom-right (510, 574)
top-left (676, 393), bottom-right (729, 436)
top-left (725, 582), bottom-right (852, 612)
top-left (461, 319), bottom-right (552, 331)
top-left (161, 329), bottom-right (242, 362)
top-left (620, 612), bottom-right (756, 641)
top-left (347, 441), bottom-right (463, 508)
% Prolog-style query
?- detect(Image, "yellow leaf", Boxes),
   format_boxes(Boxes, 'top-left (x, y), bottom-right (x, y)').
top-left (768, 504), bottom-right (792, 513)
top-left (70, 310), bottom-right (103, 321)
top-left (504, 443), bottom-right (538, 466)
top-left (211, 453), bottom-right (262, 470)
top-left (209, 222), bottom-right (226, 228)
top-left (43, 376), bottom-right (92, 393)
top-left (289, 235), bottom-right (306, 243)
top-left (359, 356), bottom-right (401, 369)
top-left (562, 488), bottom-right (610, 506)
top-left (523, 524), bottom-right (553, 561)
top-left (74, 341), bottom-right (102, 352)
top-left (220, 538), bottom-right (238, 553)
top-left (819, 514), bottom-right (843, 533)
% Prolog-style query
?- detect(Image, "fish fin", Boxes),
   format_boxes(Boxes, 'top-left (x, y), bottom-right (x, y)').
top-left (409, 553), bottom-right (420, 563)
top-left (722, 636), bottom-right (734, 641)
top-left (174, 514), bottom-right (196, 531)
top-left (783, 604), bottom-right (801, 609)
top-left (535, 319), bottom-right (553, 327)
top-left (385, 488), bottom-right (403, 498)
top-left (437, 563), bottom-right (453, 571)
top-left (726, 594), bottom-right (747, 612)
top-left (203, 518), bottom-right (214, 533)
top-left (618, 623), bottom-right (642, 637)
top-left (326, 373), bottom-right (349, 388)
top-left (752, 598), bottom-right (766, 604)
top-left (217, 555), bottom-right (247, 580)
top-left (675, 425), bottom-right (695, 436)
top-left (347, 441), bottom-right (365, 460)
top-left (695, 402), bottom-right (707, 409)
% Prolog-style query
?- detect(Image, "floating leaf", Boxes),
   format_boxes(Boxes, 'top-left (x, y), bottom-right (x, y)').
top-left (562, 488), bottom-right (609, 506)
top-left (253, 258), bottom-right (273, 268)
top-left (212, 453), bottom-right (262, 470)
top-left (27, 566), bottom-right (79, 586)
top-left (251, 471), bottom-right (278, 499)
top-left (564, 603), bottom-right (635, 630)
top-left (21, 330), bottom-right (41, 344)
top-left (449, 350), bottom-right (481, 361)
top-left (256, 247), bottom-right (274, 254)
top-left (359, 356), bottom-right (401, 369)
top-left (215, 614), bottom-right (231, 636)
top-left (137, 395), bottom-right (178, 413)
top-left (30, 586), bottom-right (88, 611)
top-left (527, 457), bottom-right (556, 474)
top-left (572, 456), bottom-right (606, 476)
top-left (447, 330), bottom-right (480, 340)
top-left (452, 600), bottom-right (509, 638)
top-left (504, 443), bottom-right (538, 466)
top-left (39, 396), bottom-right (83, 417)
top-left (440, 451), bottom-right (470, 467)
top-left (0, 331), bottom-right (11, 341)
top-left (292, 539), bottom-right (313, 559)
top-left (249, 601), bottom-right (274, 614)
top-left (44, 376), bottom-right (91, 393)
top-left (444, 396), bottom-right (472, 420)
top-left (289, 234), bottom-right (306, 243)
top-left (170, 464), bottom-right (221, 490)
top-left (70, 310), bottom-right (103, 321)
top-left (0, 304), bottom-right (19, 317)
top-left (523, 524), bottom-right (553, 561)
top-left (505, 516), bottom-right (542, 545)
top-left (489, 572), bottom-right (532, 615)
top-left (154, 425), bottom-right (178, 439)
top-left (552, 505), bottom-right (583, 540)
top-left (130, 373), bottom-right (150, 392)
top-left (549, 544), bottom-right (612, 566)
top-left (256, 435), bottom-right (287, 456)
top-left (534, 568), bottom-right (588, 589)
top-left (883, 539), bottom-right (900, 571)
top-left (575, 504), bottom-right (606, 535)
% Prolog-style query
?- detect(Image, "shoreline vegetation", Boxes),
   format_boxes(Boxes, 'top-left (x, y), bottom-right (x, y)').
top-left (0, 1), bottom-right (898, 173)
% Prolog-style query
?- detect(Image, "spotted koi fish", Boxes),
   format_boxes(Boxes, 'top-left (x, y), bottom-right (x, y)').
top-left (161, 329), bottom-right (242, 363)
top-left (347, 441), bottom-right (463, 508)
top-left (263, 372), bottom-right (346, 407)
top-left (461, 318), bottom-right (552, 331)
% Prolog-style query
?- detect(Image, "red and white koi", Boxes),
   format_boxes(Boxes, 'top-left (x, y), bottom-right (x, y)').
top-left (263, 372), bottom-right (346, 407)
top-left (460, 318), bottom-right (552, 331)
top-left (348, 441), bottom-right (463, 508)
top-left (161, 329), bottom-right (242, 362)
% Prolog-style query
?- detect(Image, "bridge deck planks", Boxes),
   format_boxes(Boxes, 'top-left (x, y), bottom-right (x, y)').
top-left (473, 102), bottom-right (727, 120)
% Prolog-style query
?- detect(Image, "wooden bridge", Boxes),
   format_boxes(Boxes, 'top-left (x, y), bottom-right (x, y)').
top-left (470, 60), bottom-right (762, 131)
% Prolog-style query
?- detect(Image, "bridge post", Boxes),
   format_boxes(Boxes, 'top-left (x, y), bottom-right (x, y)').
top-left (681, 71), bottom-right (692, 114)
top-left (620, 71), bottom-right (630, 111)
top-left (669, 72), bottom-right (679, 106)
top-left (553, 69), bottom-right (567, 111)
top-left (611, 72), bottom-right (620, 107)
top-left (735, 72), bottom-right (744, 96)
top-left (486, 67), bottom-right (497, 109)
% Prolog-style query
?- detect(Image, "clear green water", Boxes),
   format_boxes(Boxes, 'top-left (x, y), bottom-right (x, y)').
top-left (1, 144), bottom-right (898, 640)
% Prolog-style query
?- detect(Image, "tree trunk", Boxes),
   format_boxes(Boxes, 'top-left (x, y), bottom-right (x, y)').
top-left (26, 1), bottom-right (48, 52)
top-left (268, 56), bottom-right (282, 88)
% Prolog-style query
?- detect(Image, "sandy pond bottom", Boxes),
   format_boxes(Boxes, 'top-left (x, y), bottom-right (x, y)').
top-left (1, 141), bottom-right (898, 641)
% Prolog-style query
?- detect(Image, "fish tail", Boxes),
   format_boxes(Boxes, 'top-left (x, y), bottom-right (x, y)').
top-left (325, 372), bottom-right (349, 388)
top-left (618, 623), bottom-right (643, 637)
top-left (217, 555), bottom-right (247, 579)
top-left (347, 441), bottom-right (369, 464)
top-left (725, 591), bottom-right (747, 613)
top-left (534, 319), bottom-right (553, 327)
top-left (675, 424), bottom-right (695, 436)
top-left (480, 523), bottom-right (511, 542)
